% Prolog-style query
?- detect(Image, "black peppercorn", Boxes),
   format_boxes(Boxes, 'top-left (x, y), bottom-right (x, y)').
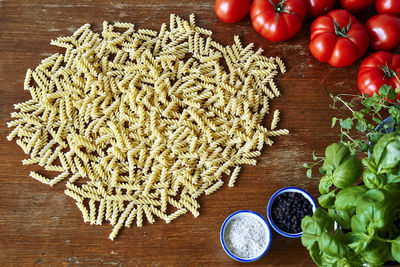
top-left (270, 191), bottom-right (313, 234)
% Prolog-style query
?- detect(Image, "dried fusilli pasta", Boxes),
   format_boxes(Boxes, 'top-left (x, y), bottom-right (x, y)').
top-left (8, 14), bottom-right (288, 240)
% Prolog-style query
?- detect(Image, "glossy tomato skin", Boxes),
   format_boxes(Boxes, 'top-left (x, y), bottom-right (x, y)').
top-left (304, 0), bottom-right (336, 17)
top-left (310, 9), bottom-right (369, 67)
top-left (250, 0), bottom-right (307, 41)
top-left (366, 14), bottom-right (400, 51)
top-left (340, 0), bottom-right (374, 13)
top-left (358, 51), bottom-right (400, 100)
top-left (376, 0), bottom-right (400, 17)
top-left (214, 0), bottom-right (251, 23)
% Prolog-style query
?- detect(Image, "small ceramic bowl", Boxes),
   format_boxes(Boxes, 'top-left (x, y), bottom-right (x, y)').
top-left (220, 210), bottom-right (271, 262)
top-left (369, 116), bottom-right (396, 157)
top-left (267, 187), bottom-right (317, 238)
top-left (376, 116), bottom-right (396, 133)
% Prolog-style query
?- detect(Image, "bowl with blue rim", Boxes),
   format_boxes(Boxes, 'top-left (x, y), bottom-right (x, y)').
top-left (369, 116), bottom-right (396, 157)
top-left (220, 210), bottom-right (272, 262)
top-left (267, 187), bottom-right (317, 238)
top-left (376, 116), bottom-right (396, 133)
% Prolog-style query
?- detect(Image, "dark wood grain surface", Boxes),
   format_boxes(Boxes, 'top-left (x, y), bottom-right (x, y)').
top-left (0, 1), bottom-right (396, 266)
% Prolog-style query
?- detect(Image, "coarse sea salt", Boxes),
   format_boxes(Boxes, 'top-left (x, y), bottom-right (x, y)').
top-left (223, 215), bottom-right (268, 259)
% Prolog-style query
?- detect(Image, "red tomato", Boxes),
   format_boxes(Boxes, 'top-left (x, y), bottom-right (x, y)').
top-left (340, 0), bottom-right (374, 13)
top-left (214, 0), bottom-right (251, 23)
top-left (358, 51), bottom-right (400, 100)
top-left (250, 0), bottom-right (307, 42)
top-left (375, 0), bottom-right (400, 17)
top-left (310, 9), bottom-right (369, 67)
top-left (304, 0), bottom-right (336, 17)
top-left (366, 14), bottom-right (400, 51)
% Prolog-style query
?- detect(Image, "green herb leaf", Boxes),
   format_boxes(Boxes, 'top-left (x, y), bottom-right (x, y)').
top-left (334, 185), bottom-right (367, 210)
top-left (363, 168), bottom-right (386, 189)
top-left (322, 143), bottom-right (350, 172)
top-left (387, 88), bottom-right (397, 100)
top-left (392, 236), bottom-right (400, 263)
top-left (303, 163), bottom-right (309, 168)
top-left (308, 242), bottom-right (323, 266)
top-left (339, 118), bottom-right (353, 130)
top-left (356, 189), bottom-right (394, 231)
top-left (351, 213), bottom-right (369, 234)
top-left (372, 117), bottom-right (382, 125)
top-left (312, 151), bottom-right (318, 161)
top-left (362, 240), bottom-right (390, 266)
top-left (319, 175), bottom-right (333, 194)
top-left (362, 97), bottom-right (375, 108)
top-left (331, 117), bottom-right (338, 128)
top-left (307, 169), bottom-right (312, 179)
top-left (387, 171), bottom-right (400, 184)
top-left (332, 157), bottom-right (363, 188)
top-left (318, 231), bottom-right (348, 258)
top-left (356, 121), bottom-right (367, 133)
top-left (328, 208), bottom-right (353, 230)
top-left (353, 111), bottom-right (364, 120)
top-left (377, 140), bottom-right (400, 172)
top-left (359, 143), bottom-right (369, 152)
top-left (346, 232), bottom-right (370, 254)
top-left (318, 191), bottom-right (336, 208)
top-left (379, 84), bottom-right (391, 96)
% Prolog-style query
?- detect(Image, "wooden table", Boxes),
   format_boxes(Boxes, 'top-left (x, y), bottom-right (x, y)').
top-left (1, 1), bottom-right (395, 266)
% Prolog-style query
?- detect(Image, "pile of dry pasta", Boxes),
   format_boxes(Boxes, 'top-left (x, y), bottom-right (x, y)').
top-left (7, 14), bottom-right (288, 240)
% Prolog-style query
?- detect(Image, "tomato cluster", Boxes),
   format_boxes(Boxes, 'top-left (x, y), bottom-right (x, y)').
top-left (214, 0), bottom-right (400, 99)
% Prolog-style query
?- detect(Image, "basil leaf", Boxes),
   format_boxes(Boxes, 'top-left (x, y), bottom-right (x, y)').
top-left (323, 143), bottom-right (351, 172)
top-left (362, 240), bottom-right (390, 266)
top-left (346, 232), bottom-right (370, 254)
top-left (351, 213), bottom-right (370, 234)
top-left (356, 189), bottom-right (394, 230)
top-left (301, 215), bottom-right (321, 248)
top-left (320, 253), bottom-right (340, 266)
top-left (387, 171), bottom-right (400, 184)
top-left (328, 208), bottom-right (354, 230)
top-left (334, 185), bottom-right (367, 210)
top-left (377, 140), bottom-right (400, 173)
top-left (332, 157), bottom-right (363, 188)
top-left (308, 242), bottom-right (323, 266)
top-left (363, 168), bottom-right (386, 189)
top-left (372, 131), bottom-right (399, 166)
top-left (319, 175), bottom-right (333, 194)
top-left (382, 184), bottom-right (400, 208)
top-left (318, 191), bottom-right (336, 208)
top-left (368, 132), bottom-right (384, 145)
top-left (318, 231), bottom-right (348, 258)
top-left (362, 157), bottom-right (378, 173)
top-left (392, 236), bottom-right (400, 263)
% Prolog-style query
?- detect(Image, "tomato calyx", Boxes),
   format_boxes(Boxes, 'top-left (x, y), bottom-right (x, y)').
top-left (333, 19), bottom-right (353, 39)
top-left (269, 0), bottom-right (295, 23)
top-left (378, 64), bottom-right (399, 79)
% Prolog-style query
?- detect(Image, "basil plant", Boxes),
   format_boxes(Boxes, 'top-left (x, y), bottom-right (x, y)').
top-left (301, 134), bottom-right (400, 267)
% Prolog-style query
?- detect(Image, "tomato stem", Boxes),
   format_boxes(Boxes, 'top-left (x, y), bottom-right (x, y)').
top-left (379, 64), bottom-right (398, 79)
top-left (333, 19), bottom-right (353, 39)
top-left (269, 0), bottom-right (295, 24)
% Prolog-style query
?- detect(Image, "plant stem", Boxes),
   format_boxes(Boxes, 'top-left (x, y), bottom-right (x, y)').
top-left (341, 130), bottom-right (354, 142)
top-left (336, 96), bottom-right (356, 114)
top-left (374, 235), bottom-right (393, 243)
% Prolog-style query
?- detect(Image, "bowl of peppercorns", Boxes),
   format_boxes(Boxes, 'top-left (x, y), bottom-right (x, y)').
top-left (267, 187), bottom-right (317, 238)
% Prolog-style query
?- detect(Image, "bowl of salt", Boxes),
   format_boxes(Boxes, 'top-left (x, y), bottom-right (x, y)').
top-left (220, 210), bottom-right (271, 262)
